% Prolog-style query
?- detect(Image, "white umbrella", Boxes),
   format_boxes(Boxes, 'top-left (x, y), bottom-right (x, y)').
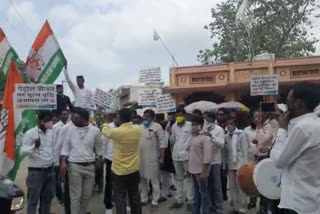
top-left (185, 101), bottom-right (219, 114)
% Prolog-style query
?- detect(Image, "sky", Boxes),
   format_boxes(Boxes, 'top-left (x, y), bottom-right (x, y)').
top-left (1, 0), bottom-right (320, 98)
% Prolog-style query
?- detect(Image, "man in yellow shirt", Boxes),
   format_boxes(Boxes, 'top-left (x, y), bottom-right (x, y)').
top-left (102, 108), bottom-right (142, 214)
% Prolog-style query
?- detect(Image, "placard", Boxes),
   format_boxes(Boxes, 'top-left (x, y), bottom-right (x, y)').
top-left (145, 82), bottom-right (164, 88)
top-left (250, 75), bottom-right (278, 96)
top-left (156, 94), bottom-right (176, 113)
top-left (15, 84), bottom-right (57, 109)
top-left (139, 67), bottom-right (161, 83)
top-left (92, 88), bottom-right (115, 111)
top-left (138, 88), bottom-right (162, 106)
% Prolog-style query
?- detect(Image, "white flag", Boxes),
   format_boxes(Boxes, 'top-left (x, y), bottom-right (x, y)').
top-left (153, 29), bottom-right (160, 41)
top-left (236, 0), bottom-right (249, 21)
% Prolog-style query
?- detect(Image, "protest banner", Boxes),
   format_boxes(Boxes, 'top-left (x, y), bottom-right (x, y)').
top-left (156, 94), bottom-right (176, 113)
top-left (250, 75), bottom-right (278, 96)
top-left (92, 88), bottom-right (115, 111)
top-left (138, 88), bottom-right (162, 106)
top-left (26, 20), bottom-right (65, 84)
top-left (139, 67), bottom-right (161, 83)
top-left (15, 84), bottom-right (57, 110)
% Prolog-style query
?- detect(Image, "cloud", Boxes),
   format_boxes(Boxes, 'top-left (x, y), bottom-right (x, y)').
top-left (2, 0), bottom-right (320, 100)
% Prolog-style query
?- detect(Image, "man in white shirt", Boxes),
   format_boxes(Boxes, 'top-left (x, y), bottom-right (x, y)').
top-left (60, 107), bottom-right (103, 214)
top-left (63, 60), bottom-right (95, 111)
top-left (52, 109), bottom-right (70, 205)
top-left (139, 109), bottom-right (165, 211)
top-left (202, 111), bottom-right (225, 214)
top-left (20, 110), bottom-right (55, 214)
top-left (224, 118), bottom-right (249, 214)
top-left (271, 82), bottom-right (320, 214)
top-left (170, 108), bottom-right (193, 210)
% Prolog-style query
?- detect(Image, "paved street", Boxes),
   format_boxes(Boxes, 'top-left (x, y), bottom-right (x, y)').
top-left (15, 159), bottom-right (258, 214)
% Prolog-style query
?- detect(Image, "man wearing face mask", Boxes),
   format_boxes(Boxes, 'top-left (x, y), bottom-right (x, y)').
top-left (20, 110), bottom-right (55, 214)
top-left (216, 108), bottom-right (229, 201)
top-left (170, 108), bottom-right (193, 210)
top-left (243, 112), bottom-right (258, 210)
top-left (188, 115), bottom-right (212, 214)
top-left (139, 109), bottom-right (165, 211)
top-left (202, 111), bottom-right (225, 214)
top-left (225, 117), bottom-right (248, 214)
top-left (60, 107), bottom-right (103, 214)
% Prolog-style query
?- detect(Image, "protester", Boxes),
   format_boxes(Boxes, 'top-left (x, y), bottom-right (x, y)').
top-left (55, 84), bottom-right (73, 115)
top-left (20, 110), bottom-right (55, 214)
top-left (252, 110), bottom-right (276, 213)
top-left (192, 109), bottom-right (203, 118)
top-left (202, 111), bottom-right (225, 214)
top-left (132, 114), bottom-right (142, 125)
top-left (271, 82), bottom-right (320, 214)
top-left (102, 108), bottom-right (142, 214)
top-left (243, 111), bottom-right (258, 209)
top-left (159, 112), bottom-right (176, 201)
top-left (55, 112), bottom-right (74, 214)
top-left (102, 113), bottom-right (118, 214)
top-left (216, 108), bottom-right (229, 201)
top-left (63, 60), bottom-right (94, 111)
top-left (225, 117), bottom-right (248, 214)
top-left (170, 108), bottom-right (193, 210)
top-left (52, 109), bottom-right (70, 205)
top-left (188, 115), bottom-right (212, 214)
top-left (139, 109), bottom-right (165, 211)
top-left (60, 107), bottom-right (103, 214)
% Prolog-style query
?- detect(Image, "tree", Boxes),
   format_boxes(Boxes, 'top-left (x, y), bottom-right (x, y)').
top-left (198, 0), bottom-right (320, 64)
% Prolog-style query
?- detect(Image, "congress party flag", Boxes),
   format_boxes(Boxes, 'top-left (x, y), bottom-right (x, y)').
top-left (0, 62), bottom-right (36, 180)
top-left (0, 28), bottom-right (19, 76)
top-left (0, 28), bottom-right (20, 97)
top-left (26, 20), bottom-right (65, 83)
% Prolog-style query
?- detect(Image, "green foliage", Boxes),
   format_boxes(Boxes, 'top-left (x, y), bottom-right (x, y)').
top-left (198, 0), bottom-right (320, 64)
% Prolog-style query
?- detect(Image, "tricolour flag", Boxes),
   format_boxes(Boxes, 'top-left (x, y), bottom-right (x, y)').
top-left (0, 28), bottom-right (19, 76)
top-left (0, 28), bottom-right (20, 99)
top-left (26, 20), bottom-right (65, 84)
top-left (0, 62), bottom-right (23, 177)
top-left (0, 62), bottom-right (36, 180)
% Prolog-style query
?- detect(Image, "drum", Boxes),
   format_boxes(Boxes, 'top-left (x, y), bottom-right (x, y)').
top-left (237, 161), bottom-right (259, 197)
top-left (253, 158), bottom-right (281, 200)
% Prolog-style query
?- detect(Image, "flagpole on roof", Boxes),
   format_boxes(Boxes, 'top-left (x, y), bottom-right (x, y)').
top-left (153, 29), bottom-right (179, 67)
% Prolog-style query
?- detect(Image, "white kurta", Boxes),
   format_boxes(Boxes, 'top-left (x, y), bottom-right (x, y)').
top-left (139, 122), bottom-right (165, 179)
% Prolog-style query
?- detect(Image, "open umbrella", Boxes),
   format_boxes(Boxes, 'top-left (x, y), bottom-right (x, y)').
top-left (218, 101), bottom-right (250, 112)
top-left (185, 101), bottom-right (219, 114)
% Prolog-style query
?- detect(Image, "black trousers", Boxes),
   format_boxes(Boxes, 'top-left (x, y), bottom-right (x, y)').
top-left (279, 209), bottom-right (298, 214)
top-left (112, 171), bottom-right (142, 214)
top-left (104, 159), bottom-right (113, 209)
top-left (95, 163), bottom-right (104, 192)
top-left (64, 171), bottom-right (71, 214)
top-left (54, 166), bottom-right (63, 202)
top-left (221, 165), bottom-right (228, 200)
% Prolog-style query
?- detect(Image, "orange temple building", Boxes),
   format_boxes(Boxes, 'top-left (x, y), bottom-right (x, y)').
top-left (165, 56), bottom-right (320, 109)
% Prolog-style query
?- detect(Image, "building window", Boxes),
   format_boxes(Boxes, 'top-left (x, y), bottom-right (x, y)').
top-left (190, 75), bottom-right (216, 84)
top-left (291, 68), bottom-right (320, 78)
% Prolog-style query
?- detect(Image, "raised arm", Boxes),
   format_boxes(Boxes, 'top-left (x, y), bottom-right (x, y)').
top-left (63, 60), bottom-right (76, 95)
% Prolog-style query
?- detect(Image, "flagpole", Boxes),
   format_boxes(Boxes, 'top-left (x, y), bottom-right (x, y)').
top-left (154, 29), bottom-right (179, 67)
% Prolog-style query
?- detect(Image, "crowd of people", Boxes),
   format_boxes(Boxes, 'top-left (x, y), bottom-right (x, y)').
top-left (19, 63), bottom-right (320, 214)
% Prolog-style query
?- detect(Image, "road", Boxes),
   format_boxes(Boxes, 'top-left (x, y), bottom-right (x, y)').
top-left (15, 159), bottom-right (258, 214)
